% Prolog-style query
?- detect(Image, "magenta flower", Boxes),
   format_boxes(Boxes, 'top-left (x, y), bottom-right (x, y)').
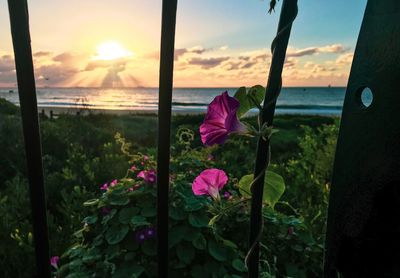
top-left (130, 165), bottom-right (137, 171)
top-left (200, 91), bottom-right (247, 146)
top-left (110, 179), bottom-right (118, 187)
top-left (100, 183), bottom-right (108, 191)
top-left (50, 256), bottom-right (59, 269)
top-left (192, 168), bottom-right (228, 200)
top-left (143, 155), bottom-right (149, 161)
top-left (137, 169), bottom-right (157, 184)
top-left (223, 191), bottom-right (232, 200)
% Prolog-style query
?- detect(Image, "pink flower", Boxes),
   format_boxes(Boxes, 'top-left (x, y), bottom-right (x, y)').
top-left (207, 154), bottom-right (214, 161)
top-left (101, 207), bottom-right (111, 215)
top-left (143, 155), bottom-right (149, 161)
top-left (137, 169), bottom-right (157, 184)
top-left (200, 91), bottom-right (247, 146)
top-left (100, 183), bottom-right (108, 191)
top-left (130, 165), bottom-right (137, 171)
top-left (192, 169), bottom-right (228, 200)
top-left (50, 256), bottom-right (59, 269)
top-left (110, 179), bottom-right (118, 187)
top-left (223, 191), bottom-right (232, 200)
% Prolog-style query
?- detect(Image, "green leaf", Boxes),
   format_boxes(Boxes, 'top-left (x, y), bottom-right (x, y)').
top-left (101, 209), bottom-right (117, 225)
top-left (141, 240), bottom-right (157, 256)
top-left (247, 85), bottom-right (265, 107)
top-left (169, 206), bottom-right (187, 220)
top-left (113, 265), bottom-right (144, 278)
top-left (208, 239), bottom-right (228, 262)
top-left (83, 215), bottom-right (97, 225)
top-left (130, 215), bottom-right (149, 227)
top-left (176, 243), bottom-right (195, 264)
top-left (263, 171), bottom-right (285, 208)
top-left (141, 206), bottom-right (157, 217)
top-left (238, 171), bottom-right (285, 208)
top-left (118, 207), bottom-right (140, 224)
top-left (232, 259), bottom-right (247, 272)
top-left (105, 225), bottom-right (129, 245)
top-left (188, 213), bottom-right (209, 228)
top-left (233, 85), bottom-right (266, 118)
top-left (83, 199), bottom-right (99, 206)
top-left (168, 225), bottom-right (188, 248)
top-left (108, 195), bottom-right (130, 206)
top-left (192, 233), bottom-right (207, 250)
top-left (234, 87), bottom-right (250, 118)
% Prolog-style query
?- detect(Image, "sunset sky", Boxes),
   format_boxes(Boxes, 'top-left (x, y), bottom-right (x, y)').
top-left (0, 0), bottom-right (367, 88)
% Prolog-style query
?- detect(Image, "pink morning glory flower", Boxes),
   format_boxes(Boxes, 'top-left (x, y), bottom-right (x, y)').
top-left (110, 179), bottom-right (118, 187)
top-left (200, 91), bottom-right (247, 146)
top-left (100, 183), bottom-right (108, 191)
top-left (137, 169), bottom-right (157, 184)
top-left (50, 256), bottom-right (59, 269)
top-left (192, 168), bottom-right (228, 200)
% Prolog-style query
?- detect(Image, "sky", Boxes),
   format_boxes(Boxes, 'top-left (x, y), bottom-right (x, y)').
top-left (0, 0), bottom-right (367, 88)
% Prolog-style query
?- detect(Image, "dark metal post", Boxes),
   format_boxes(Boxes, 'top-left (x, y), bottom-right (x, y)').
top-left (157, 0), bottom-right (178, 277)
top-left (6, 1), bottom-right (51, 278)
top-left (247, 1), bottom-right (297, 277)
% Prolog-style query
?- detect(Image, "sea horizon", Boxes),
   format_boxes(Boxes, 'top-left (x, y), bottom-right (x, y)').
top-left (0, 86), bottom-right (350, 116)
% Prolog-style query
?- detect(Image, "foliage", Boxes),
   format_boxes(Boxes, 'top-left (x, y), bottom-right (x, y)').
top-left (0, 99), bottom-right (339, 277)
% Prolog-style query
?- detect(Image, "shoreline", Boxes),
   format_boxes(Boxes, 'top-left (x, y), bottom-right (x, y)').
top-left (37, 106), bottom-right (341, 117)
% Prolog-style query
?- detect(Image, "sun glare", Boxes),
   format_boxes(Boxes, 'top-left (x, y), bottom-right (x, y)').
top-left (93, 41), bottom-right (133, 61)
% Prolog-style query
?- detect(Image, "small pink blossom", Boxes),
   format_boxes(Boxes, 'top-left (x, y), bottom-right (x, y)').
top-left (137, 169), bottom-right (157, 184)
top-left (100, 183), bottom-right (108, 191)
top-left (110, 179), bottom-right (118, 187)
top-left (102, 207), bottom-right (111, 215)
top-left (192, 169), bottom-right (228, 200)
top-left (207, 154), bottom-right (214, 161)
top-left (143, 155), bottom-right (149, 161)
top-left (223, 191), bottom-right (232, 200)
top-left (50, 256), bottom-right (59, 269)
top-left (130, 165), bottom-right (137, 171)
top-left (200, 91), bottom-right (247, 146)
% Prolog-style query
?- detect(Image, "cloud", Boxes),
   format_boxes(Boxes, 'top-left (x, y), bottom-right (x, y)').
top-left (0, 55), bottom-right (15, 72)
top-left (174, 46), bottom-right (208, 60)
top-left (336, 53), bottom-right (354, 66)
top-left (287, 44), bottom-right (348, 57)
top-left (33, 51), bottom-right (52, 58)
top-left (187, 57), bottom-right (230, 69)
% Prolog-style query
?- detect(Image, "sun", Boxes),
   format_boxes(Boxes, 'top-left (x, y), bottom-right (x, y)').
top-left (93, 41), bottom-right (133, 61)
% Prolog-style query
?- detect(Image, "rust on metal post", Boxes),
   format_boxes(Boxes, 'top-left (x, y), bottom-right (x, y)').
top-left (157, 0), bottom-right (178, 277)
top-left (247, 0), bottom-right (298, 277)
top-left (6, 0), bottom-right (51, 277)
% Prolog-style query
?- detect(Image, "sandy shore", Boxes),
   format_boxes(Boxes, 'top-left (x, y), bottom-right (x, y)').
top-left (38, 106), bottom-right (206, 116)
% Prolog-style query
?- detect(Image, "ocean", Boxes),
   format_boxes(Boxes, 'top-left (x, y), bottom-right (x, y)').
top-left (0, 87), bottom-right (349, 115)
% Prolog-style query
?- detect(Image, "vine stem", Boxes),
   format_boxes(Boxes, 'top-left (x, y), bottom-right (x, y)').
top-left (246, 1), bottom-right (298, 277)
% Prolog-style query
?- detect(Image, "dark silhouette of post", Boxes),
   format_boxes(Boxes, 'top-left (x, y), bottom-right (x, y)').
top-left (324, 0), bottom-right (400, 277)
top-left (7, 0), bottom-right (51, 277)
top-left (157, 0), bottom-right (178, 277)
top-left (247, 0), bottom-right (297, 277)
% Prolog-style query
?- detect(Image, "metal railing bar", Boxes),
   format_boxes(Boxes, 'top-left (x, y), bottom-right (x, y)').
top-left (156, 0), bottom-right (178, 277)
top-left (247, 0), bottom-right (298, 277)
top-left (6, 0), bottom-right (51, 277)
